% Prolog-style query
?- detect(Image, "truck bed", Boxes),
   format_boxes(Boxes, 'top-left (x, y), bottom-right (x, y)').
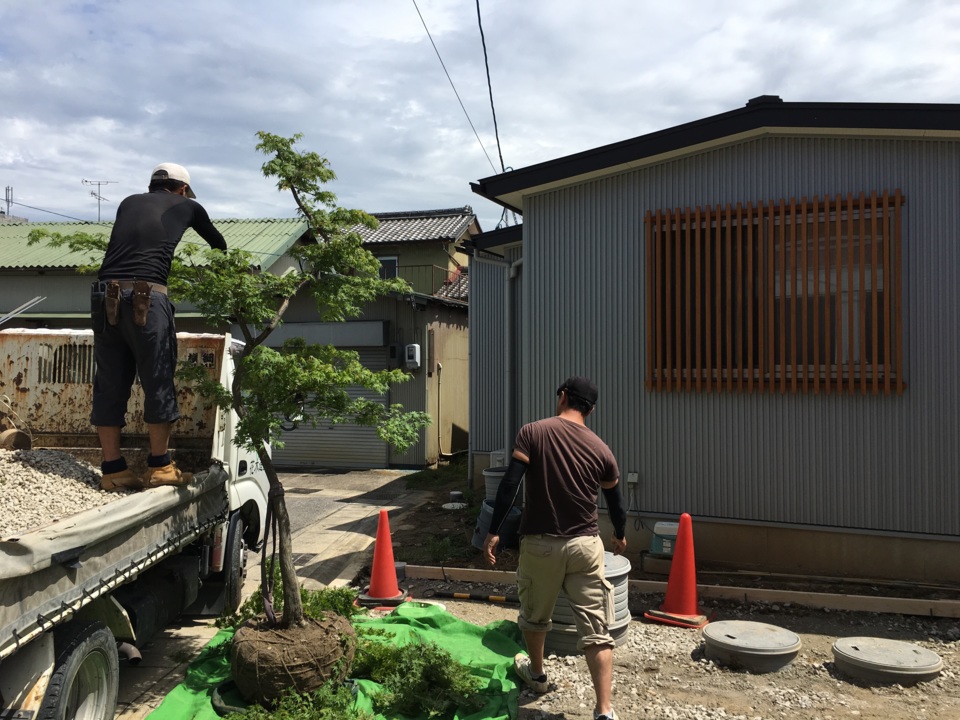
top-left (0, 329), bottom-right (229, 475)
top-left (0, 464), bottom-right (228, 662)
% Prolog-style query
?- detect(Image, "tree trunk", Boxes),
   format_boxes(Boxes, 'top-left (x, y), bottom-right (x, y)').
top-left (258, 444), bottom-right (305, 628)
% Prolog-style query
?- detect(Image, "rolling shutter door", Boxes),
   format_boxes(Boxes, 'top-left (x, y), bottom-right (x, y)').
top-left (271, 349), bottom-right (389, 469)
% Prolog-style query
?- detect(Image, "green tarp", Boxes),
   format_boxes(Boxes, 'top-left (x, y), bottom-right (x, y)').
top-left (148, 602), bottom-right (525, 720)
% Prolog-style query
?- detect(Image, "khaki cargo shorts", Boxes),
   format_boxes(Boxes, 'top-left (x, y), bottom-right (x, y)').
top-left (516, 534), bottom-right (615, 651)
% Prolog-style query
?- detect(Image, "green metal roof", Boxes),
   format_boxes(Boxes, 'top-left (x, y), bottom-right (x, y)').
top-left (0, 218), bottom-right (309, 272)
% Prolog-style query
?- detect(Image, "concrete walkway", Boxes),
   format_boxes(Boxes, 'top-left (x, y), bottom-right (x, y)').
top-left (115, 468), bottom-right (426, 720)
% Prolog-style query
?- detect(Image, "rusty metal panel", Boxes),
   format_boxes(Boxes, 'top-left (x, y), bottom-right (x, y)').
top-left (0, 330), bottom-right (222, 440)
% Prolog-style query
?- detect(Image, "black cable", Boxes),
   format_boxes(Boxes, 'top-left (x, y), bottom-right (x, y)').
top-left (5, 199), bottom-right (92, 223)
top-left (475, 0), bottom-right (504, 174)
top-left (411, 0), bottom-right (498, 175)
top-left (628, 480), bottom-right (654, 533)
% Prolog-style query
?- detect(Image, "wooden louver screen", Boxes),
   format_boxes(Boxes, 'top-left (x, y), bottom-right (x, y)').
top-left (645, 190), bottom-right (905, 394)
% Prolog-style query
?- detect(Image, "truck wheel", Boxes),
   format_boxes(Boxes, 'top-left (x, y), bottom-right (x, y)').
top-left (224, 513), bottom-right (248, 615)
top-left (40, 620), bottom-right (119, 720)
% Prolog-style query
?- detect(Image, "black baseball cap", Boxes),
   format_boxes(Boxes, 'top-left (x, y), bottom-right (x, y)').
top-left (557, 376), bottom-right (598, 406)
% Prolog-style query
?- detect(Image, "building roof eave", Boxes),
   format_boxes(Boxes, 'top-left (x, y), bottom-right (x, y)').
top-left (388, 290), bottom-right (468, 310)
top-left (471, 97), bottom-right (960, 212)
top-left (461, 223), bottom-right (522, 255)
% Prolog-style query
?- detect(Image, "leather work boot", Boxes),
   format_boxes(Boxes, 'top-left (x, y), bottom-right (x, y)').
top-left (100, 469), bottom-right (143, 492)
top-left (142, 462), bottom-right (193, 488)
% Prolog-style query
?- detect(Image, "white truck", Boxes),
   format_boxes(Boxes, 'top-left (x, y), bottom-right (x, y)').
top-left (0, 329), bottom-right (270, 720)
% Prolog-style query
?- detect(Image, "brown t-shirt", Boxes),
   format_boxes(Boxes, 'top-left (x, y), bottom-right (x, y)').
top-left (514, 416), bottom-right (619, 537)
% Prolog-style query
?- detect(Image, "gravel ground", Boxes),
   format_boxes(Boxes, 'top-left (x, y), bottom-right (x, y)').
top-left (393, 577), bottom-right (960, 720)
top-left (5, 457), bottom-right (958, 718)
top-left (383, 483), bottom-right (960, 719)
top-left (0, 448), bottom-right (123, 538)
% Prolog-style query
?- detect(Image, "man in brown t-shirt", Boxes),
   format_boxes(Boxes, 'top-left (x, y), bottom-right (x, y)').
top-left (484, 376), bottom-right (627, 720)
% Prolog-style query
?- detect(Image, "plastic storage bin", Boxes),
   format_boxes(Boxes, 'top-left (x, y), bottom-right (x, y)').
top-left (650, 521), bottom-right (679, 556)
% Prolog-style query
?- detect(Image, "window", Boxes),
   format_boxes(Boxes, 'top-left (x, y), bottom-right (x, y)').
top-left (377, 256), bottom-right (398, 280)
top-left (645, 190), bottom-right (905, 394)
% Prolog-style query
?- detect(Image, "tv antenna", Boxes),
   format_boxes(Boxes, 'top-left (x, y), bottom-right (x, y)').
top-left (82, 179), bottom-right (118, 221)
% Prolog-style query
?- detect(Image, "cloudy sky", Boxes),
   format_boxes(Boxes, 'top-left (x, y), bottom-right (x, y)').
top-left (1, 0), bottom-right (958, 232)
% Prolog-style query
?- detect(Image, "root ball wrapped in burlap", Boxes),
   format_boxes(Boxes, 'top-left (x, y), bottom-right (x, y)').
top-left (230, 613), bottom-right (357, 705)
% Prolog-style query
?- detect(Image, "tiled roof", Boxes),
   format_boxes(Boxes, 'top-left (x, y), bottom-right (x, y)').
top-left (433, 266), bottom-right (469, 303)
top-left (0, 218), bottom-right (308, 272)
top-left (356, 207), bottom-right (477, 245)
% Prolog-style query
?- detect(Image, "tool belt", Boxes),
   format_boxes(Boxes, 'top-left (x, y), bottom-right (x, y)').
top-left (98, 280), bottom-right (167, 327)
top-left (97, 280), bottom-right (168, 295)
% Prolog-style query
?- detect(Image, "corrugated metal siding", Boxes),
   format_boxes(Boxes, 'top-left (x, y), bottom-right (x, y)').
top-left (271, 348), bottom-right (390, 469)
top-left (519, 136), bottom-right (960, 536)
top-left (470, 254), bottom-right (509, 454)
top-left (507, 245), bottom-right (525, 452)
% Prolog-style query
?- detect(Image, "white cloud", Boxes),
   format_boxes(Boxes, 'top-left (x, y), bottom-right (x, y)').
top-left (0, 0), bottom-right (958, 231)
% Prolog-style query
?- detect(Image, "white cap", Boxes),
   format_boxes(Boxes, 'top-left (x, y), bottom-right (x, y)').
top-left (151, 163), bottom-right (196, 198)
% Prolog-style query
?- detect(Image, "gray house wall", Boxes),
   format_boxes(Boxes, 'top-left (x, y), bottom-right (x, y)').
top-left (473, 134), bottom-right (960, 581)
top-left (470, 247), bottom-right (523, 477)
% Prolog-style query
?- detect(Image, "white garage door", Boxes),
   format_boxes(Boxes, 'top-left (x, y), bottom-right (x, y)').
top-left (271, 349), bottom-right (390, 469)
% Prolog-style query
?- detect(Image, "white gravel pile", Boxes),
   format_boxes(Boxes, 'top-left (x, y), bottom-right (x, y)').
top-left (0, 448), bottom-right (122, 538)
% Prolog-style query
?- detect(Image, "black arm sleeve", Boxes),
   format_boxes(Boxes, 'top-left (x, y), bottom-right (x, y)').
top-left (488, 458), bottom-right (527, 536)
top-left (191, 203), bottom-right (227, 251)
top-left (601, 484), bottom-right (627, 539)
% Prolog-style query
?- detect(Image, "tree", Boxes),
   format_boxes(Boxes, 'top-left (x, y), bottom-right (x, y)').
top-left (177, 132), bottom-right (431, 626)
top-left (29, 133), bottom-right (430, 629)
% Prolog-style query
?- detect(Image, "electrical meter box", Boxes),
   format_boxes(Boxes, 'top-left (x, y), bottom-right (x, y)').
top-left (405, 343), bottom-right (421, 370)
top-left (650, 521), bottom-right (679, 556)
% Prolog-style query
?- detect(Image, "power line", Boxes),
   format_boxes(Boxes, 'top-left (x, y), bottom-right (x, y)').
top-left (475, 0), bottom-right (505, 174)
top-left (474, 0), bottom-right (519, 229)
top-left (4, 199), bottom-right (92, 223)
top-left (411, 0), bottom-right (499, 175)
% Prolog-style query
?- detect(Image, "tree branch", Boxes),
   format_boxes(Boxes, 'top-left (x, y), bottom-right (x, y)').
top-left (290, 186), bottom-right (331, 244)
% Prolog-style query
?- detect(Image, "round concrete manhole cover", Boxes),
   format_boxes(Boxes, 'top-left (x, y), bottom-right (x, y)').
top-left (701, 620), bottom-right (802, 673)
top-left (832, 637), bottom-right (943, 684)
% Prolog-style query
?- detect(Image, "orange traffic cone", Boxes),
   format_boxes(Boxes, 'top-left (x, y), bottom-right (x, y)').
top-left (357, 509), bottom-right (408, 607)
top-left (643, 513), bottom-right (709, 628)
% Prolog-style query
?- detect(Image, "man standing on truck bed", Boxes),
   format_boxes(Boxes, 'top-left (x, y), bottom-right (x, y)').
top-left (92, 163), bottom-right (227, 492)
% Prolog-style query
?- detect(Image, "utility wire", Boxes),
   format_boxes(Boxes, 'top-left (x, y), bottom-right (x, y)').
top-left (4, 199), bottom-right (92, 223)
top-left (411, 0), bottom-right (498, 175)
top-left (474, 1), bottom-right (518, 228)
top-left (475, 0), bottom-right (505, 174)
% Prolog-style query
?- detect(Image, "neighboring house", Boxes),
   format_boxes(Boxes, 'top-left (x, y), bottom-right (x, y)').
top-left (466, 96), bottom-right (960, 584)
top-left (260, 207), bottom-right (479, 469)
top-left (0, 206), bottom-right (480, 470)
top-left (0, 218), bottom-right (310, 332)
